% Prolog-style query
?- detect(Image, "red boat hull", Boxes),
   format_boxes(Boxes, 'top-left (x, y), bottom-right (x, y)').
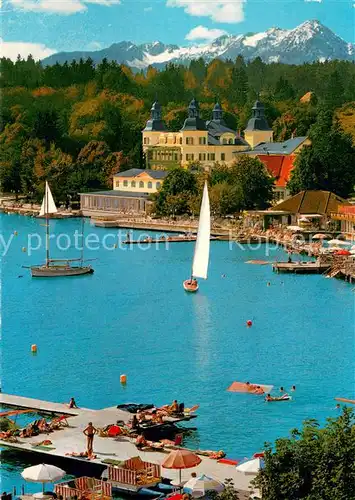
top-left (183, 280), bottom-right (199, 292)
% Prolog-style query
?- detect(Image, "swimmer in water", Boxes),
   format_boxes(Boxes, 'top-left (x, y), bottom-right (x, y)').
top-left (335, 404), bottom-right (341, 410)
top-left (221, 274), bottom-right (226, 278)
top-left (267, 282), bottom-right (271, 286)
top-left (291, 385), bottom-right (296, 391)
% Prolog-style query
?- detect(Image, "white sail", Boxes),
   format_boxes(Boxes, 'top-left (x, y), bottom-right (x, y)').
top-left (192, 181), bottom-right (210, 280)
top-left (39, 181), bottom-right (57, 216)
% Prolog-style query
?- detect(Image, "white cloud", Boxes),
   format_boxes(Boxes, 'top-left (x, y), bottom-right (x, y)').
top-left (0, 38), bottom-right (56, 60)
top-left (167, 0), bottom-right (246, 23)
top-left (143, 6), bottom-right (152, 11)
top-left (185, 25), bottom-right (227, 41)
top-left (9, 0), bottom-right (120, 14)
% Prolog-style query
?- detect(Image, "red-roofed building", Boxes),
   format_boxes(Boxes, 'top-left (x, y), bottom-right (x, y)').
top-left (256, 154), bottom-right (296, 203)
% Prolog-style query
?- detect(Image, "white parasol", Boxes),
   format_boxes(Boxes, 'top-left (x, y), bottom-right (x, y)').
top-left (328, 239), bottom-right (351, 246)
top-left (21, 464), bottom-right (66, 492)
top-left (183, 475), bottom-right (225, 498)
top-left (236, 458), bottom-right (264, 475)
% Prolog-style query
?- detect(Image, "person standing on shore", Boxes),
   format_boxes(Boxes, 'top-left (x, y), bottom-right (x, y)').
top-left (83, 422), bottom-right (97, 455)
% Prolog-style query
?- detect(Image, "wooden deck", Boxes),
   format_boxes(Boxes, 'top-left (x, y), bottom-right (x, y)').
top-left (272, 261), bottom-right (331, 274)
top-left (0, 393), bottom-right (256, 496)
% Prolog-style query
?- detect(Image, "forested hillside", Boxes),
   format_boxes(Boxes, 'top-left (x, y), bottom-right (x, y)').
top-left (1, 55), bottom-right (354, 203)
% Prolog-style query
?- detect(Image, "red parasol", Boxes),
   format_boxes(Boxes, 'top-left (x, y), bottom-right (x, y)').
top-left (335, 250), bottom-right (351, 256)
top-left (162, 449), bottom-right (202, 484)
top-left (108, 425), bottom-right (122, 437)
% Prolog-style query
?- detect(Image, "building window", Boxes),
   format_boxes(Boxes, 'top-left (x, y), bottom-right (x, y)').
top-left (147, 181), bottom-right (152, 189)
top-left (228, 138), bottom-right (233, 144)
top-left (199, 153), bottom-right (206, 161)
top-left (207, 153), bottom-right (215, 161)
top-left (131, 181), bottom-right (136, 187)
top-left (115, 180), bottom-right (119, 187)
top-left (156, 182), bottom-right (161, 189)
top-left (139, 181), bottom-right (144, 188)
top-left (186, 137), bottom-right (194, 145)
top-left (222, 138), bottom-right (227, 145)
top-left (179, 138), bottom-right (183, 144)
top-left (123, 180), bottom-right (128, 187)
top-left (143, 137), bottom-right (149, 145)
top-left (221, 153), bottom-right (225, 161)
top-left (186, 154), bottom-right (194, 161)
top-left (199, 137), bottom-right (206, 145)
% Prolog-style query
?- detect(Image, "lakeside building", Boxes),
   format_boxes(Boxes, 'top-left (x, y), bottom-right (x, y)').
top-left (142, 98), bottom-right (309, 201)
top-left (331, 205), bottom-right (355, 239)
top-left (143, 99), bottom-right (265, 169)
top-left (246, 190), bottom-right (349, 230)
top-left (81, 101), bottom-right (311, 216)
top-left (80, 169), bottom-right (168, 216)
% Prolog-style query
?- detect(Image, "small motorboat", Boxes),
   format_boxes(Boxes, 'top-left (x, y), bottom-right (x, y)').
top-left (265, 394), bottom-right (291, 402)
top-left (183, 279), bottom-right (199, 292)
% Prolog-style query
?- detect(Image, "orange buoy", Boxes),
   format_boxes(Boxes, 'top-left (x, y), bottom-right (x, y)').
top-left (246, 320), bottom-right (253, 327)
top-left (31, 344), bottom-right (37, 353)
top-left (120, 374), bottom-right (127, 384)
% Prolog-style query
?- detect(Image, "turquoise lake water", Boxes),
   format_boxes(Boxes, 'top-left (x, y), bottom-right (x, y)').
top-left (0, 213), bottom-right (354, 493)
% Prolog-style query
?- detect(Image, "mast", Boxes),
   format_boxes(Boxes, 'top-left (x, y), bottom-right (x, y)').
top-left (80, 217), bottom-right (85, 264)
top-left (39, 181), bottom-right (57, 266)
top-left (45, 183), bottom-right (50, 266)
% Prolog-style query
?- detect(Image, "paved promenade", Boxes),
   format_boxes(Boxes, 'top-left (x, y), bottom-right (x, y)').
top-left (0, 393), bottom-right (258, 497)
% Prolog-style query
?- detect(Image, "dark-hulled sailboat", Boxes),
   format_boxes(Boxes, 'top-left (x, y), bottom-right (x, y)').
top-left (30, 182), bottom-right (94, 277)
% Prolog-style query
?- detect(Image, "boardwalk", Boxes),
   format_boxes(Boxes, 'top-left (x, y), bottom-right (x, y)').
top-left (272, 261), bottom-right (331, 274)
top-left (0, 393), bottom-right (257, 497)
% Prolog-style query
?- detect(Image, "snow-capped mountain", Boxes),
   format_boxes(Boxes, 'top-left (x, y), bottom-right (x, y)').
top-left (42, 20), bottom-right (354, 69)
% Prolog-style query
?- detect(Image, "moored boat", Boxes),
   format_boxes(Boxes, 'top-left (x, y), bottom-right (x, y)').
top-left (28, 182), bottom-right (94, 278)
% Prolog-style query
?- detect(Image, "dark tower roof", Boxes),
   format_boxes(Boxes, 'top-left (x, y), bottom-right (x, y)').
top-left (143, 100), bottom-right (167, 132)
top-left (245, 100), bottom-right (272, 131)
top-left (181, 98), bottom-right (207, 131)
top-left (211, 102), bottom-right (226, 125)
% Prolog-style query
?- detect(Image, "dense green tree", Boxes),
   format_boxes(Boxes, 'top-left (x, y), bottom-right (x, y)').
top-left (274, 76), bottom-right (295, 101)
top-left (230, 156), bottom-right (274, 210)
top-left (322, 69), bottom-right (345, 110)
top-left (210, 182), bottom-right (242, 216)
top-left (230, 64), bottom-right (249, 108)
top-left (288, 111), bottom-right (355, 197)
top-left (153, 168), bottom-right (197, 215)
top-left (254, 408), bottom-right (355, 500)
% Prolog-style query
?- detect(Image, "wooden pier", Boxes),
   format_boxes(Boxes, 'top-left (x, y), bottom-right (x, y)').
top-left (92, 219), bottom-right (230, 238)
top-left (123, 236), bottom-right (219, 245)
top-left (0, 393), bottom-right (255, 496)
top-left (272, 261), bottom-right (331, 274)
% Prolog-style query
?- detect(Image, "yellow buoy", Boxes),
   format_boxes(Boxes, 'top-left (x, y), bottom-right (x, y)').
top-left (31, 344), bottom-right (37, 353)
top-left (120, 374), bottom-right (127, 384)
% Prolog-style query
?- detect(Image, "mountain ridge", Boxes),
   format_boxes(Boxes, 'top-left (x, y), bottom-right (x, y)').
top-left (42, 20), bottom-right (354, 69)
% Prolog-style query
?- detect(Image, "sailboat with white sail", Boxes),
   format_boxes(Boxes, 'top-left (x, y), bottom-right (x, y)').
top-left (183, 181), bottom-right (210, 292)
top-left (29, 181), bottom-right (94, 277)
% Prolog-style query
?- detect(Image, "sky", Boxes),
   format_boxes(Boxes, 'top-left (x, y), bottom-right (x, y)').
top-left (1, 0), bottom-right (355, 60)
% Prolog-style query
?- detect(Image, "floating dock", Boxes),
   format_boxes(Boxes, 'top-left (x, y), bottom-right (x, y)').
top-left (0, 393), bottom-right (254, 496)
top-left (272, 261), bottom-right (331, 274)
